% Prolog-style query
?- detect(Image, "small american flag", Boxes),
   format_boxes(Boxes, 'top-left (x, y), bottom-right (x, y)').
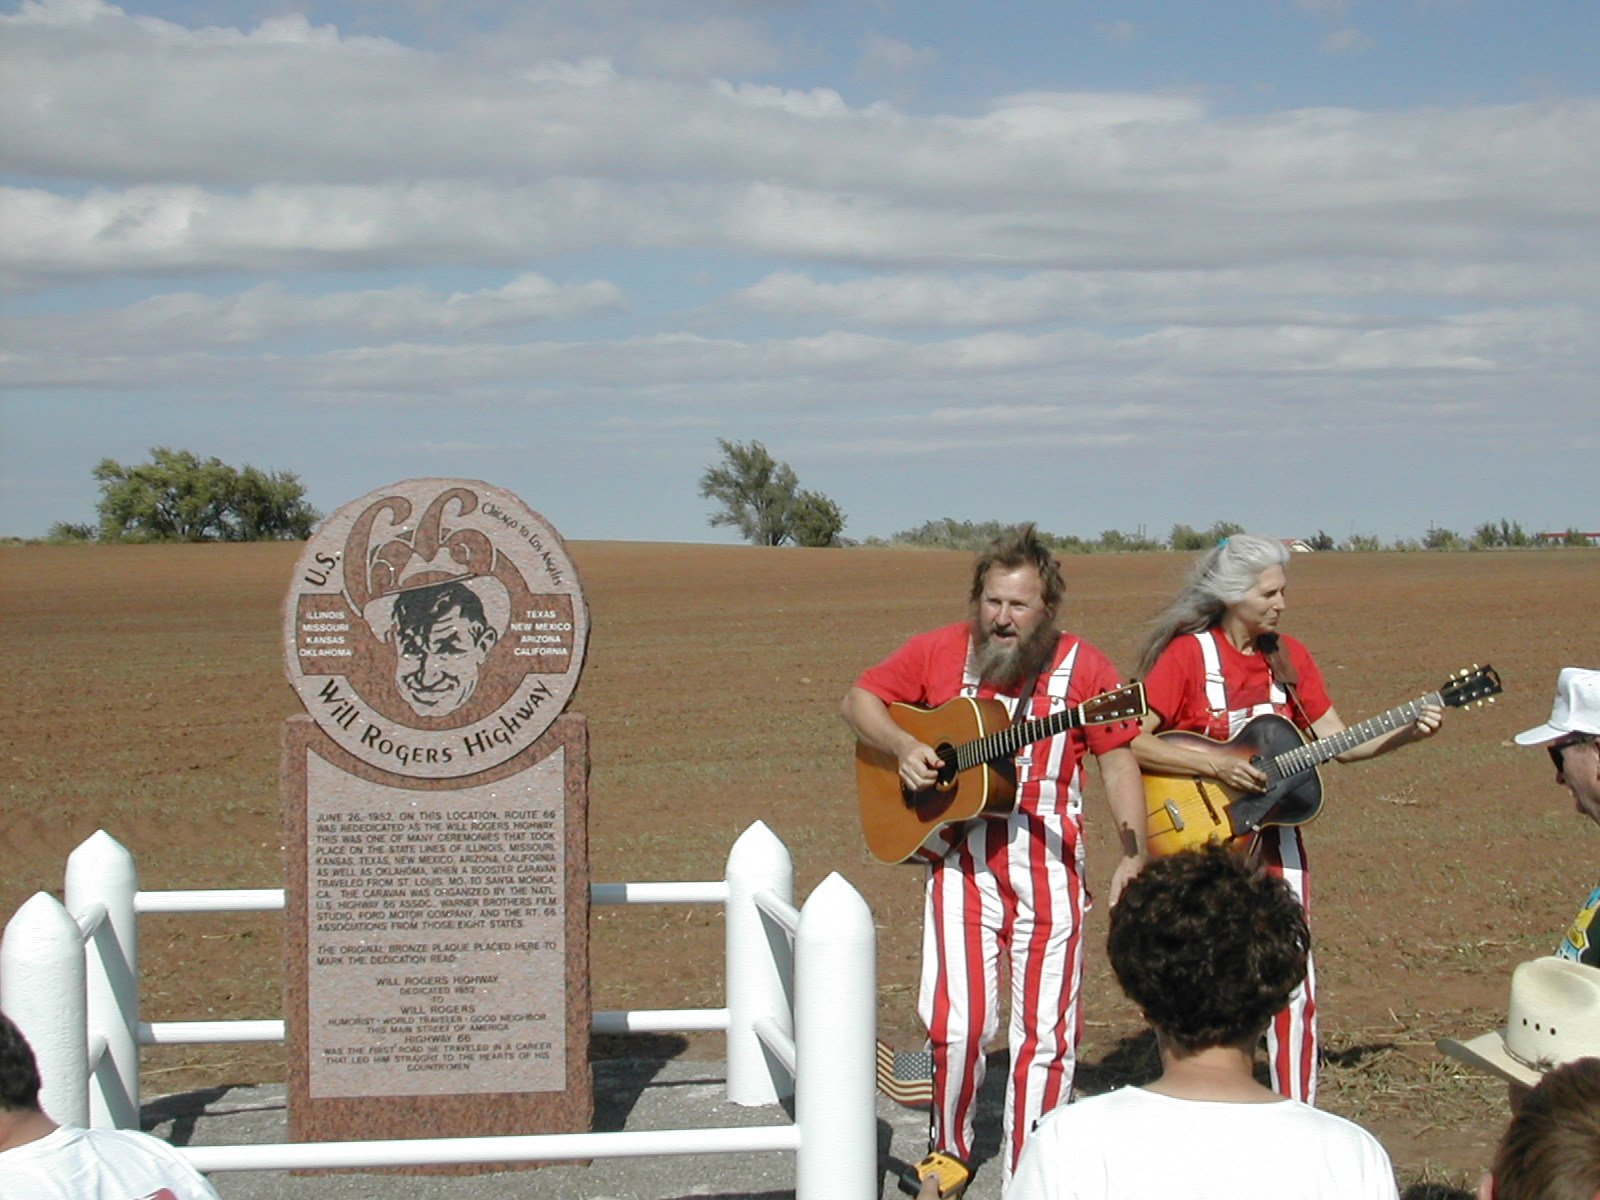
top-left (876, 1038), bottom-right (934, 1109)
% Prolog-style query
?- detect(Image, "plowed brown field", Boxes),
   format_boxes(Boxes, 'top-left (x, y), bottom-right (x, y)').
top-left (3, 541), bottom-right (1594, 1193)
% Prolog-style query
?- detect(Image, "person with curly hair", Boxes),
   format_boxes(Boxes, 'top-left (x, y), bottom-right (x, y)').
top-left (1009, 846), bottom-right (1399, 1200)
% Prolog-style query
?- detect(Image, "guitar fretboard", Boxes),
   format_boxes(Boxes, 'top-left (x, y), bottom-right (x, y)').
top-left (953, 708), bottom-right (1081, 773)
top-left (1269, 691), bottom-right (1442, 780)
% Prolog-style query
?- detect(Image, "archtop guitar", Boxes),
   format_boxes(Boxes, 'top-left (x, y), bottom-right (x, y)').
top-left (857, 683), bottom-right (1147, 864)
top-left (1142, 664), bottom-right (1502, 858)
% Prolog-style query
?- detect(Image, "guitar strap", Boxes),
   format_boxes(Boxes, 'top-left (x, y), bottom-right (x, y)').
top-left (1255, 633), bottom-right (1316, 731)
top-left (1011, 633), bottom-right (1062, 727)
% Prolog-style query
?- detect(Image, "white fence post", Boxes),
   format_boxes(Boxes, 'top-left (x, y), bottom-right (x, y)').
top-left (1, 893), bottom-right (90, 1126)
top-left (65, 831), bottom-right (140, 1130)
top-left (723, 820), bottom-right (795, 1105)
top-left (5, 822), bottom-right (886, 1186)
top-left (794, 871), bottom-right (877, 1200)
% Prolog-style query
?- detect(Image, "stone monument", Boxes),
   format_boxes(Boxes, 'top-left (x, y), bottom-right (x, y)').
top-left (280, 479), bottom-right (591, 1167)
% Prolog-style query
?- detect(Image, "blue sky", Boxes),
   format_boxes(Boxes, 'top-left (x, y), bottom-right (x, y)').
top-left (2, 0), bottom-right (1596, 545)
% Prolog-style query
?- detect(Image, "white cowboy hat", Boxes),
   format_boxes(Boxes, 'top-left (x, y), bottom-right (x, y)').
top-left (1437, 956), bottom-right (1600, 1087)
top-left (1514, 667), bottom-right (1600, 746)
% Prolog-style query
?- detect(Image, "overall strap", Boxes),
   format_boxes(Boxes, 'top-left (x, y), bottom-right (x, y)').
top-left (1193, 630), bottom-right (1231, 719)
top-left (1193, 629), bottom-right (1287, 734)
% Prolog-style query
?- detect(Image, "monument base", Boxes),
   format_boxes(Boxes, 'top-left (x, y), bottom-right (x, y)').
top-left (282, 713), bottom-right (593, 1171)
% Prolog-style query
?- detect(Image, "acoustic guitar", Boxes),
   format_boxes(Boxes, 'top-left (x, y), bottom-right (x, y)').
top-left (857, 683), bottom-right (1147, 864)
top-left (1142, 663), bottom-right (1502, 858)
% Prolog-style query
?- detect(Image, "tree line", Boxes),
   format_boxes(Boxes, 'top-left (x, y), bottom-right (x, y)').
top-left (865, 518), bottom-right (1592, 553)
top-left (36, 442), bottom-right (1592, 552)
top-left (697, 440), bottom-right (1590, 553)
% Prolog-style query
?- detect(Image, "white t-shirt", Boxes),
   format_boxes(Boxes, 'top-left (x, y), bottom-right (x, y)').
top-left (0, 1124), bottom-right (220, 1200)
top-left (1010, 1086), bottom-right (1399, 1200)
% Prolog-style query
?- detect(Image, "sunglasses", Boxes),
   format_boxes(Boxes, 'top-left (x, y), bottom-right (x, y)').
top-left (1548, 733), bottom-right (1598, 771)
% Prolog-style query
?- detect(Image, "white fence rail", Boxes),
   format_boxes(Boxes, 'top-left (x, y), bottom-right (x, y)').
top-left (1, 820), bottom-right (877, 1198)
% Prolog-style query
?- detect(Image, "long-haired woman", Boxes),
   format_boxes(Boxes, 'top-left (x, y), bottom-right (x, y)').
top-left (1129, 533), bottom-right (1443, 1104)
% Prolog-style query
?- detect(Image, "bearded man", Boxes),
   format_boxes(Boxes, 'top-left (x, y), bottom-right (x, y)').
top-left (840, 524), bottom-right (1147, 1194)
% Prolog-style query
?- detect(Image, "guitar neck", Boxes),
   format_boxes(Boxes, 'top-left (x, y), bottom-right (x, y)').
top-left (954, 706), bottom-right (1081, 772)
top-left (1271, 691), bottom-right (1441, 777)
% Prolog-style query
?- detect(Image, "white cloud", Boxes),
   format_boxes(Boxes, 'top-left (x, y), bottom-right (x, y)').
top-left (1322, 26), bottom-right (1375, 53)
top-left (5, 2), bottom-right (1594, 288)
top-left (711, 80), bottom-right (860, 119)
top-left (525, 56), bottom-right (618, 88)
top-left (5, 275), bottom-right (627, 354)
top-left (734, 260), bottom-right (1600, 328)
top-left (5, 0), bottom-right (1597, 288)
top-left (6, 300), bottom-right (1587, 401)
top-left (856, 33), bottom-right (938, 80)
top-left (625, 13), bottom-right (780, 78)
top-left (1292, 0), bottom-right (1350, 16)
top-left (1, 0), bottom-right (1596, 544)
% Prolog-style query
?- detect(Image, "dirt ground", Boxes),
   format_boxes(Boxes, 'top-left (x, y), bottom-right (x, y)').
top-left (2, 541), bottom-right (1595, 1193)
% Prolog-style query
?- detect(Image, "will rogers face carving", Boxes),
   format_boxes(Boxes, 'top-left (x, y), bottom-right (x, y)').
top-left (283, 479), bottom-right (587, 778)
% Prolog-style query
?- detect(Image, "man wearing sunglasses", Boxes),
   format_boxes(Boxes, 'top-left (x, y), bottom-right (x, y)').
top-left (1513, 667), bottom-right (1600, 966)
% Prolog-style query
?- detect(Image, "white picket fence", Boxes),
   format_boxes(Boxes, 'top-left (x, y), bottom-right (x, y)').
top-left (0, 820), bottom-right (878, 1197)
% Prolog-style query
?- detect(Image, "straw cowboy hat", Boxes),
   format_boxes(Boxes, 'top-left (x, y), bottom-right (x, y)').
top-left (1437, 956), bottom-right (1600, 1087)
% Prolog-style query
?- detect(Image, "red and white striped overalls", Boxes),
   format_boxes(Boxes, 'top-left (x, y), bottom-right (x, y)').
top-left (920, 641), bottom-right (1091, 1180)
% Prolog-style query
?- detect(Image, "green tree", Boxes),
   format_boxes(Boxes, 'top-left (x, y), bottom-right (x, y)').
top-left (1307, 530), bottom-right (1336, 551)
top-left (1095, 527), bottom-right (1160, 552)
top-left (46, 521), bottom-right (96, 544)
top-left (1169, 521), bottom-right (1243, 551)
top-left (94, 447), bottom-right (320, 542)
top-left (790, 489), bottom-right (847, 547)
top-left (884, 519), bottom-right (1087, 552)
top-left (698, 439), bottom-right (845, 547)
top-left (1499, 519), bottom-right (1530, 547)
top-left (231, 465), bottom-right (321, 540)
top-left (1168, 524), bottom-right (1207, 551)
top-left (1423, 525), bottom-right (1463, 551)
